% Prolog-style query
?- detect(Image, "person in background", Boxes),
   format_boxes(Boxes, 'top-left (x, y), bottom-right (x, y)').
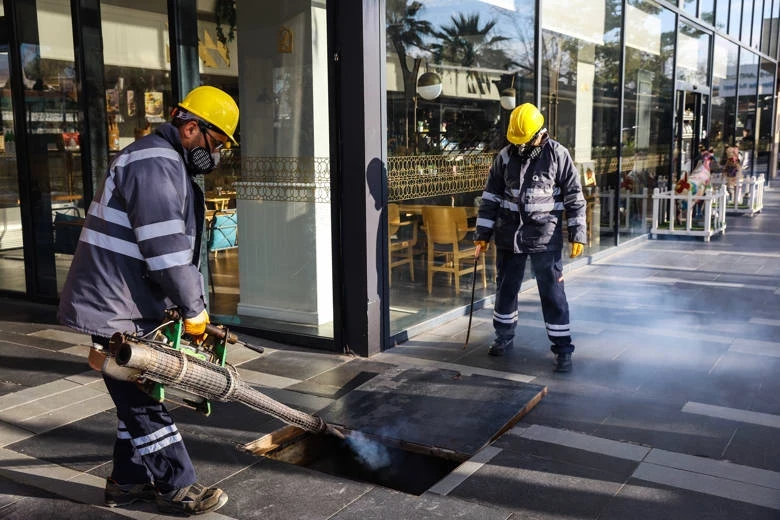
top-left (474, 103), bottom-right (587, 372)
top-left (58, 85), bottom-right (238, 515)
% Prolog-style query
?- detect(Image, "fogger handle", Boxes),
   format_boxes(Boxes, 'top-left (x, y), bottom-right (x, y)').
top-left (205, 323), bottom-right (238, 344)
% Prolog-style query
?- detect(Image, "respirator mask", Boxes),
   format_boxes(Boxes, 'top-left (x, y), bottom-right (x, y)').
top-left (186, 123), bottom-right (223, 175)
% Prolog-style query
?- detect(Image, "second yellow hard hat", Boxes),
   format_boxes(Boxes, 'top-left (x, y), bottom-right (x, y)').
top-left (506, 103), bottom-right (544, 145)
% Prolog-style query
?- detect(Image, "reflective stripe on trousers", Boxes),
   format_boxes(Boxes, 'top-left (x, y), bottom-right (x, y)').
top-left (94, 335), bottom-right (196, 491)
top-left (493, 249), bottom-right (574, 353)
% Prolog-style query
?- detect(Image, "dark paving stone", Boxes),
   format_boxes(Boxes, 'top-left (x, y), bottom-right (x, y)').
top-left (7, 410), bottom-right (115, 475)
top-left (599, 477), bottom-right (780, 520)
top-left (492, 435), bottom-right (640, 477)
top-left (592, 401), bottom-right (736, 460)
top-left (1, 331), bottom-right (82, 352)
top-left (318, 367), bottom-right (546, 457)
top-left (0, 474), bottom-right (124, 519)
top-left (521, 383), bottom-right (636, 436)
top-left (239, 349), bottom-right (348, 380)
top-left (217, 457), bottom-right (373, 520)
top-left (285, 359), bottom-right (398, 399)
top-left (174, 399), bottom-right (287, 447)
top-left (0, 343), bottom-right (86, 388)
top-left (0, 381), bottom-right (23, 397)
top-left (635, 366), bottom-right (763, 411)
top-left (722, 423), bottom-right (780, 472)
top-left (449, 446), bottom-right (627, 518)
top-left (332, 487), bottom-right (509, 519)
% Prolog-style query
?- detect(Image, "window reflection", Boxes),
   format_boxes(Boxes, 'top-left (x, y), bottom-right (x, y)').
top-left (386, 0), bottom-right (536, 334)
top-left (541, 0), bottom-right (622, 244)
top-left (621, 1), bottom-right (675, 241)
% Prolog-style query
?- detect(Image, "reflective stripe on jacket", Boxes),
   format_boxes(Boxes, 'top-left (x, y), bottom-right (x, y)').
top-left (475, 139), bottom-right (587, 253)
top-left (58, 123), bottom-right (206, 337)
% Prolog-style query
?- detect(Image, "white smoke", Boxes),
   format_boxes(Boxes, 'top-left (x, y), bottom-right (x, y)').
top-left (344, 430), bottom-right (391, 470)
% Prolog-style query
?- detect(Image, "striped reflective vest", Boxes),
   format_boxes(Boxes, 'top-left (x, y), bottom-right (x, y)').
top-left (58, 123), bottom-right (206, 337)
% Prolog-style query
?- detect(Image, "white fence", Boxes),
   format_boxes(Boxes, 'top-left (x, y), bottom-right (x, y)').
top-left (719, 175), bottom-right (765, 216)
top-left (650, 184), bottom-right (728, 241)
top-left (596, 187), bottom-right (651, 233)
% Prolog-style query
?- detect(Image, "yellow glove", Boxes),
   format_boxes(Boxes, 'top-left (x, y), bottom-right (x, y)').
top-left (184, 309), bottom-right (210, 339)
top-left (474, 240), bottom-right (489, 256)
top-left (570, 242), bottom-right (584, 258)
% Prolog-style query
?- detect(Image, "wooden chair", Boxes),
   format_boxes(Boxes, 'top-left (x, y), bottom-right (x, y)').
top-left (388, 203), bottom-right (417, 286)
top-left (421, 206), bottom-right (486, 294)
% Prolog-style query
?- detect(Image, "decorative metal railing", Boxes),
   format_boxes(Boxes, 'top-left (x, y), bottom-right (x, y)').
top-left (387, 153), bottom-right (493, 201)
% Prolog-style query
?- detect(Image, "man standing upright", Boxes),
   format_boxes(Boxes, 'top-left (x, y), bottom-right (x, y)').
top-left (58, 85), bottom-right (238, 515)
top-left (474, 103), bottom-right (586, 372)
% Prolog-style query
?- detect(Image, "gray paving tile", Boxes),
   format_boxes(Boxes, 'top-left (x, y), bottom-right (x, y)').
top-left (238, 349), bottom-right (349, 380)
top-left (285, 358), bottom-right (397, 399)
top-left (592, 401), bottom-right (737, 460)
top-left (0, 343), bottom-right (88, 388)
top-left (216, 457), bottom-right (373, 520)
top-left (0, 474), bottom-right (125, 519)
top-left (332, 486), bottom-right (510, 519)
top-left (6, 410), bottom-right (115, 475)
top-left (448, 445), bottom-right (627, 518)
top-left (599, 478), bottom-right (780, 520)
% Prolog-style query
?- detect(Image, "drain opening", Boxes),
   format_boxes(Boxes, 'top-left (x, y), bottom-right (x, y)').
top-left (246, 426), bottom-right (463, 496)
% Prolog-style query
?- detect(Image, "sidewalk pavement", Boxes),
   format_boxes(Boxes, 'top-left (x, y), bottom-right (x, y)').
top-left (1, 187), bottom-right (779, 519)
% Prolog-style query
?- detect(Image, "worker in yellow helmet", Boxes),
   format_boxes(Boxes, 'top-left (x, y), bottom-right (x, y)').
top-left (59, 85), bottom-right (238, 515)
top-left (474, 103), bottom-right (586, 372)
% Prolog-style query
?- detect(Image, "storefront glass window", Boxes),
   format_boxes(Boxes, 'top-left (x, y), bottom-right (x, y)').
top-left (100, 1), bottom-right (171, 154)
top-left (737, 49), bottom-right (758, 176)
top-left (677, 21), bottom-right (711, 87)
top-left (541, 0), bottom-right (622, 247)
top-left (755, 58), bottom-right (775, 178)
top-left (0, 3), bottom-right (25, 292)
top-left (714, 0), bottom-right (729, 33)
top-left (621, 1), bottom-right (675, 240)
top-left (741, 0), bottom-right (755, 47)
top-left (752, 0), bottom-right (762, 49)
top-left (211, 1), bottom-right (335, 339)
top-left (771, 0), bottom-right (780, 59)
top-left (14, 0), bottom-right (83, 295)
top-left (729, 0), bottom-right (742, 39)
top-left (710, 36), bottom-right (739, 159)
top-left (700, 0), bottom-right (715, 26)
top-left (385, 0), bottom-right (535, 334)
top-left (761, 0), bottom-right (776, 55)
top-left (683, 0), bottom-right (697, 19)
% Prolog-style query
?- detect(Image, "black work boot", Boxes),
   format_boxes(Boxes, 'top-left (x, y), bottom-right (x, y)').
top-left (488, 337), bottom-right (514, 356)
top-left (554, 353), bottom-right (572, 372)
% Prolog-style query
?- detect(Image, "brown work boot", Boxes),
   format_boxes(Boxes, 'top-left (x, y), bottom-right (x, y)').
top-left (156, 482), bottom-right (228, 516)
top-left (104, 478), bottom-right (156, 507)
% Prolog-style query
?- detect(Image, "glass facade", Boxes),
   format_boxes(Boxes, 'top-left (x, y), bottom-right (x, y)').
top-left (0, 0), bottom-right (776, 353)
top-left (621, 1), bottom-right (675, 241)
top-left (384, 0), bottom-right (779, 337)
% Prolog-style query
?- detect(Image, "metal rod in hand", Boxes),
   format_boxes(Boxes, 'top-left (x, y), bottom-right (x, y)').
top-left (463, 244), bottom-right (481, 349)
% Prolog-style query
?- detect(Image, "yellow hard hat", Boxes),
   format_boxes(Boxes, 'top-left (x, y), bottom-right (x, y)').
top-left (506, 103), bottom-right (544, 145)
top-left (178, 86), bottom-right (239, 144)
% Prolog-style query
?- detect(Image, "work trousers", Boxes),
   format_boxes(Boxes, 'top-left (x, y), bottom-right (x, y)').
top-left (93, 335), bottom-right (196, 492)
top-left (493, 249), bottom-right (575, 355)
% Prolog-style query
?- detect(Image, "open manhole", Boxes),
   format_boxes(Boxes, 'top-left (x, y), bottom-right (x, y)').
top-left (242, 368), bottom-right (547, 495)
top-left (244, 425), bottom-right (463, 495)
